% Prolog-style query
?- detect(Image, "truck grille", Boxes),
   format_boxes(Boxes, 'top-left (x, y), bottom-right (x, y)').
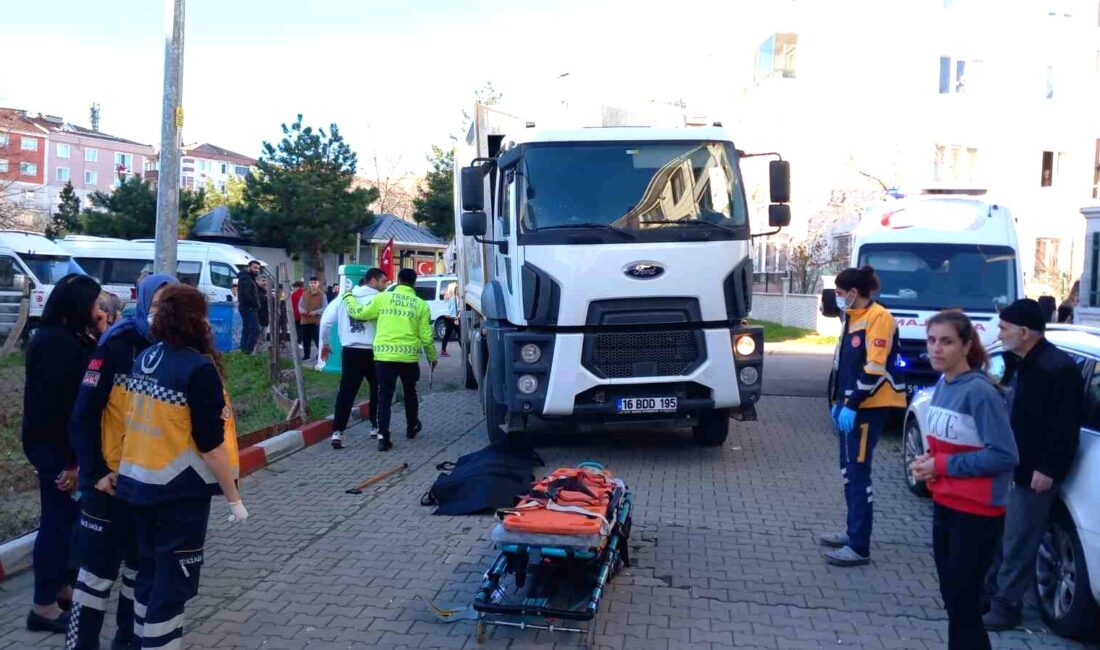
top-left (587, 330), bottom-right (702, 379)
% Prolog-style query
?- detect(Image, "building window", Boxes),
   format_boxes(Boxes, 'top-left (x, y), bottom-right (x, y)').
top-left (1035, 238), bottom-right (1061, 284)
top-left (755, 33), bottom-right (798, 82)
top-left (56, 167), bottom-right (70, 182)
top-left (1093, 138), bottom-right (1099, 199)
top-left (0, 159), bottom-right (8, 173)
top-left (1041, 151), bottom-right (1055, 186)
top-left (21, 137), bottom-right (38, 152)
top-left (234, 165), bottom-right (249, 176)
top-left (20, 162), bottom-right (37, 176)
top-left (938, 56), bottom-right (975, 93)
top-left (934, 144), bottom-right (978, 182)
top-left (85, 148), bottom-right (98, 162)
top-left (220, 163), bottom-right (227, 174)
top-left (114, 152), bottom-right (134, 172)
top-left (85, 170), bottom-right (97, 185)
top-left (0, 133), bottom-right (8, 147)
top-left (57, 143), bottom-right (70, 159)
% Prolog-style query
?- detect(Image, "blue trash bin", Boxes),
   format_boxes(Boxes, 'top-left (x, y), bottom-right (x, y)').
top-left (209, 302), bottom-right (237, 352)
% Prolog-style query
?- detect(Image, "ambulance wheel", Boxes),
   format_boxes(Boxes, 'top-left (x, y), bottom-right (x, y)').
top-left (693, 408), bottom-right (730, 446)
top-left (475, 620), bottom-right (487, 644)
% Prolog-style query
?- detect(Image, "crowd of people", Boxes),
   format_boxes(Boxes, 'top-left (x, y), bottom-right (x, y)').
top-left (20, 260), bottom-right (1081, 649)
top-left (826, 265), bottom-right (1082, 650)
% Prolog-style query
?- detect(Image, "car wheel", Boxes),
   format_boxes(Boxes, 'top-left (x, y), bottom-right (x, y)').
top-left (1036, 510), bottom-right (1100, 640)
top-left (902, 418), bottom-right (930, 497)
top-left (433, 317), bottom-right (447, 341)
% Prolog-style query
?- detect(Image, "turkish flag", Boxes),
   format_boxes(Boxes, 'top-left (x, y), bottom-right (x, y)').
top-left (379, 239), bottom-right (395, 280)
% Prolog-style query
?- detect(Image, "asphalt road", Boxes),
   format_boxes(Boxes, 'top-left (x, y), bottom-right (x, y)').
top-left (762, 343), bottom-right (834, 400)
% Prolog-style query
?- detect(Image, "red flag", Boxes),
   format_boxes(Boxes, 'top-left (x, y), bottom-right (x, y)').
top-left (379, 238), bottom-right (395, 280)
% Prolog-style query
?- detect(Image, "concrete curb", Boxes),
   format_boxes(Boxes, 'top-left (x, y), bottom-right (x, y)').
top-left (0, 400), bottom-right (370, 581)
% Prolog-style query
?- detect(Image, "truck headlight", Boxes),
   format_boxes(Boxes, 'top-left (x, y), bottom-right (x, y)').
top-left (735, 335), bottom-right (757, 357)
top-left (517, 374), bottom-right (539, 394)
top-left (520, 343), bottom-right (542, 364)
top-left (739, 366), bottom-right (759, 385)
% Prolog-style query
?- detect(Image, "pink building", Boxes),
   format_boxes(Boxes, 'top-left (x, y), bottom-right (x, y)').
top-left (44, 124), bottom-right (155, 208)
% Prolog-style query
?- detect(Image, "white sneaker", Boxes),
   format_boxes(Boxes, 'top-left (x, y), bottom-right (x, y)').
top-left (331, 431), bottom-right (344, 449)
top-left (370, 426), bottom-right (380, 439)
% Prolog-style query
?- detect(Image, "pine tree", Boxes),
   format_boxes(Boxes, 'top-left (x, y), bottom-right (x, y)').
top-left (412, 146), bottom-right (454, 240)
top-left (46, 181), bottom-right (83, 240)
top-left (239, 115), bottom-right (377, 277)
top-left (79, 176), bottom-right (205, 239)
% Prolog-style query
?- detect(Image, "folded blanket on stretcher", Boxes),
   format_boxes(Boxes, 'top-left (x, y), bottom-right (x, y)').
top-left (496, 465), bottom-right (624, 540)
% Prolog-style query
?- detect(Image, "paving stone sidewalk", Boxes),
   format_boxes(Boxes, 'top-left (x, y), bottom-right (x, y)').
top-left (0, 391), bottom-right (1093, 649)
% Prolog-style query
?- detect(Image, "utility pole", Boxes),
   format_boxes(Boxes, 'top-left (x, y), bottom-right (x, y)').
top-left (154, 0), bottom-right (186, 275)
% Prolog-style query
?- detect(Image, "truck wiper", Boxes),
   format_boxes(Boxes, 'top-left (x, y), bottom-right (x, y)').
top-left (641, 219), bottom-right (739, 233)
top-left (532, 223), bottom-right (635, 239)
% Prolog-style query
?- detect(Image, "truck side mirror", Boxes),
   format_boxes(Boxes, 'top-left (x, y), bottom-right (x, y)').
top-left (821, 288), bottom-right (841, 318)
top-left (461, 211), bottom-right (487, 237)
top-left (768, 204), bottom-right (791, 228)
top-left (461, 167), bottom-right (484, 212)
top-left (769, 160), bottom-right (790, 204)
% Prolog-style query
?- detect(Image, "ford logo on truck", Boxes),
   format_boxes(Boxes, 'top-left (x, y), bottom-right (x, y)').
top-left (624, 262), bottom-right (664, 279)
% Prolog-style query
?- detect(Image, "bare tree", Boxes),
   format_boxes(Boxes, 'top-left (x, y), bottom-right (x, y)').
top-left (0, 179), bottom-right (48, 231)
top-left (355, 152), bottom-right (421, 220)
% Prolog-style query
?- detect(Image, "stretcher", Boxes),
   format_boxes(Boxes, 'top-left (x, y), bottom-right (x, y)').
top-left (471, 461), bottom-right (632, 647)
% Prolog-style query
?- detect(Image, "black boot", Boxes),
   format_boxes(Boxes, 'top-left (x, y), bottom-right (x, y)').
top-left (378, 434), bottom-right (393, 451)
top-left (406, 421), bottom-right (422, 439)
top-left (26, 610), bottom-right (69, 634)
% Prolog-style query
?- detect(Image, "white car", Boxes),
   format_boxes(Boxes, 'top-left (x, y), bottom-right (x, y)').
top-left (902, 325), bottom-right (1100, 639)
top-left (411, 274), bottom-right (460, 340)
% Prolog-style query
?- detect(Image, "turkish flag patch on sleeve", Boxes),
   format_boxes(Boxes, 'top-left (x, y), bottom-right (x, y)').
top-left (88, 358), bottom-right (104, 370)
top-left (873, 338), bottom-right (887, 348)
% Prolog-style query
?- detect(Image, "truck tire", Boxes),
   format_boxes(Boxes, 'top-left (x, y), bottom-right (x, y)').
top-left (693, 409), bottom-right (730, 446)
top-left (460, 325), bottom-right (478, 390)
top-left (483, 366), bottom-right (508, 446)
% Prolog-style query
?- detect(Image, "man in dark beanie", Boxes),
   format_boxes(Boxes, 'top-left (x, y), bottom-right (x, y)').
top-left (984, 299), bottom-right (1082, 630)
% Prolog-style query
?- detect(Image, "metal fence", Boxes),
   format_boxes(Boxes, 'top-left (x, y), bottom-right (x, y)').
top-left (1, 285), bottom-right (35, 543)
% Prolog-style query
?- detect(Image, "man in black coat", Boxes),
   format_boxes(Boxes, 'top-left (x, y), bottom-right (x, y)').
top-left (984, 299), bottom-right (1082, 630)
top-left (237, 260), bottom-right (262, 354)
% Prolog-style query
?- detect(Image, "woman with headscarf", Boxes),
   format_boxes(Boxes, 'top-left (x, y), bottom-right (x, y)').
top-left (66, 274), bottom-right (177, 649)
top-left (116, 284), bottom-right (247, 649)
top-left (22, 273), bottom-right (106, 634)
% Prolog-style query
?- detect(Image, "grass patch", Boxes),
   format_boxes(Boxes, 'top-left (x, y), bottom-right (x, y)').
top-left (754, 320), bottom-right (837, 345)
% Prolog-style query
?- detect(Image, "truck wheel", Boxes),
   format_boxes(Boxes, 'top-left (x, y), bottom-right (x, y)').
top-left (693, 409), bottom-right (730, 446)
top-left (483, 367), bottom-right (508, 446)
top-left (464, 358), bottom-right (478, 390)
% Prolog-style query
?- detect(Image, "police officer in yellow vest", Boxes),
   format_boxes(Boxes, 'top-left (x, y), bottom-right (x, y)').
top-left (68, 273), bottom-right (177, 649)
top-left (115, 285), bottom-right (246, 650)
top-left (819, 266), bottom-right (906, 567)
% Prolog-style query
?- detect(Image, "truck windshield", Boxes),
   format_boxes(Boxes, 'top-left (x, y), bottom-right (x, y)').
top-left (521, 141), bottom-right (747, 240)
top-left (859, 243), bottom-right (1017, 312)
top-left (22, 254), bottom-right (83, 285)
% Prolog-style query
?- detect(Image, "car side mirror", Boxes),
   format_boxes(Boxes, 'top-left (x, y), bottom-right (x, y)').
top-left (461, 167), bottom-right (484, 212)
top-left (821, 288), bottom-right (841, 318)
top-left (768, 204), bottom-right (791, 228)
top-left (461, 210), bottom-right (487, 237)
top-left (770, 160), bottom-right (790, 204)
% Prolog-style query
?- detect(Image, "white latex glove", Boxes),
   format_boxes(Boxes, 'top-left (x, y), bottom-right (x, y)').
top-left (227, 500), bottom-right (249, 523)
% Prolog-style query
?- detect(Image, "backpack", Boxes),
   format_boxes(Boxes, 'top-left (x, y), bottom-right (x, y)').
top-left (421, 443), bottom-right (544, 516)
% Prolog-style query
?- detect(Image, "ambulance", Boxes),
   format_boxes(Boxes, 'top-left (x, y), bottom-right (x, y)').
top-left (823, 190), bottom-right (1024, 392)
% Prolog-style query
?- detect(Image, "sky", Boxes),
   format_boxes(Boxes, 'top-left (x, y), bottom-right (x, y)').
top-left (0, 0), bottom-right (779, 176)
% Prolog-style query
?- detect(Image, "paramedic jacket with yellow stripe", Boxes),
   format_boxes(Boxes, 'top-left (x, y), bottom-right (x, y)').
top-left (69, 327), bottom-right (151, 493)
top-left (834, 301), bottom-right (907, 410)
top-left (115, 343), bottom-right (239, 506)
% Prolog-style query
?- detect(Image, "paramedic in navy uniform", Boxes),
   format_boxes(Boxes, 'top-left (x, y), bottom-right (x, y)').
top-left (819, 266), bottom-right (907, 566)
top-left (22, 273), bottom-right (106, 634)
top-left (115, 284), bottom-right (248, 649)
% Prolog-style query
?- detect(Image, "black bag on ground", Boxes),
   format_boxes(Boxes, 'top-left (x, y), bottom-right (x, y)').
top-left (421, 443), bottom-right (544, 515)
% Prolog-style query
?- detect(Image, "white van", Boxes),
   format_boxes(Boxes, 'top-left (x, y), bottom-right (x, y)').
top-left (59, 236), bottom-right (265, 304)
top-left (0, 231), bottom-right (87, 321)
top-left (823, 190), bottom-right (1024, 392)
top-left (413, 274), bottom-right (459, 340)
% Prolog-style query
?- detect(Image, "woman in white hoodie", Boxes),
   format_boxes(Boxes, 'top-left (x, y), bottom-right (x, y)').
top-left (319, 268), bottom-right (390, 448)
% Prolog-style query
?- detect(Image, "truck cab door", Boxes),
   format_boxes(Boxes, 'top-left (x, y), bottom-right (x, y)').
top-left (491, 168), bottom-right (522, 321)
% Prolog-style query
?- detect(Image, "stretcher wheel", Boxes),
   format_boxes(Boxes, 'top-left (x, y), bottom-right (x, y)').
top-left (475, 620), bottom-right (487, 644)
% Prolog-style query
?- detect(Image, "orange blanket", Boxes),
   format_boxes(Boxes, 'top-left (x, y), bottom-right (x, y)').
top-left (500, 466), bottom-right (617, 536)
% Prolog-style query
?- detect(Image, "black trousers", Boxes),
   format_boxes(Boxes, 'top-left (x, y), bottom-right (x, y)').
top-left (441, 318), bottom-right (457, 353)
top-left (300, 323), bottom-right (319, 358)
top-left (933, 503), bottom-right (1004, 650)
top-left (333, 347), bottom-right (377, 432)
top-left (375, 361), bottom-right (419, 437)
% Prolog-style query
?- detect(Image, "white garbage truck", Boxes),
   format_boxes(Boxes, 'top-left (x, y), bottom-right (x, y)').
top-left (452, 104), bottom-right (791, 445)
